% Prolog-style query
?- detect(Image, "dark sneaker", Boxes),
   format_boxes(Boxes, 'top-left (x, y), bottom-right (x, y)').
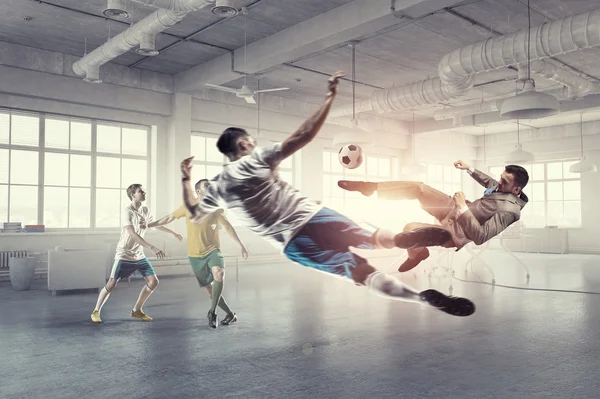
top-left (221, 313), bottom-right (238, 325)
top-left (207, 310), bottom-right (218, 329)
top-left (337, 180), bottom-right (377, 197)
top-left (398, 248), bottom-right (430, 272)
top-left (419, 289), bottom-right (475, 317)
top-left (394, 228), bottom-right (451, 250)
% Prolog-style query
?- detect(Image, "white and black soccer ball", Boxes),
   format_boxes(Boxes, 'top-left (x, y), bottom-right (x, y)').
top-left (338, 144), bottom-right (364, 169)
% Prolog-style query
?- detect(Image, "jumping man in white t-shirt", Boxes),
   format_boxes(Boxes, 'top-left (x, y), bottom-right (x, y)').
top-left (179, 72), bottom-right (475, 317)
top-left (91, 184), bottom-right (182, 323)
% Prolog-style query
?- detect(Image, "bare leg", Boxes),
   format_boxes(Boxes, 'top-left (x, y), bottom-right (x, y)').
top-left (132, 275), bottom-right (159, 312)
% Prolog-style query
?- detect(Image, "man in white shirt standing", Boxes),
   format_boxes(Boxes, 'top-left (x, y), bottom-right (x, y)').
top-left (178, 71), bottom-right (475, 318)
top-left (91, 184), bottom-right (182, 323)
top-left (338, 161), bottom-right (529, 272)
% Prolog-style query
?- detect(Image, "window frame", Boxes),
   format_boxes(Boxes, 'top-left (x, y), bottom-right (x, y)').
top-left (0, 108), bottom-right (152, 231)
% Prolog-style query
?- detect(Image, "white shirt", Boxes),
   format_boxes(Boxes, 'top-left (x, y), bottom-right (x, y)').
top-left (197, 143), bottom-right (321, 249)
top-left (115, 203), bottom-right (153, 261)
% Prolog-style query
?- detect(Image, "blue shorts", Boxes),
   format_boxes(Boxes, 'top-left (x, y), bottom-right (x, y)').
top-left (283, 207), bottom-right (374, 279)
top-left (110, 258), bottom-right (156, 280)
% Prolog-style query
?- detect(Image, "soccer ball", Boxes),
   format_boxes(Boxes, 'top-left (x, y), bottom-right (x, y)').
top-left (338, 144), bottom-right (363, 169)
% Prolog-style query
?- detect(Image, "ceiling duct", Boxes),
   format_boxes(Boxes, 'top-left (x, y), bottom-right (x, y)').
top-left (103, 0), bottom-right (130, 19)
top-left (136, 33), bottom-right (159, 56)
top-left (211, 0), bottom-right (238, 17)
top-left (331, 8), bottom-right (600, 119)
top-left (74, 0), bottom-right (216, 82)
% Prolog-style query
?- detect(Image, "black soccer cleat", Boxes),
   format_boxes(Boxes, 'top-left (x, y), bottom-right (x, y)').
top-left (207, 310), bottom-right (218, 329)
top-left (394, 227), bottom-right (452, 250)
top-left (419, 289), bottom-right (475, 317)
top-left (221, 313), bottom-right (238, 325)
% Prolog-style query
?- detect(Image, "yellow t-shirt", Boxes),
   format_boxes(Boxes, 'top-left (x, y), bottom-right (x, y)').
top-left (172, 205), bottom-right (231, 258)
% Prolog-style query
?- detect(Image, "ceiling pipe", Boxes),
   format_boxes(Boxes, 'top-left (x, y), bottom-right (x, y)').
top-left (73, 0), bottom-right (216, 82)
top-left (529, 60), bottom-right (600, 99)
top-left (331, 8), bottom-right (600, 118)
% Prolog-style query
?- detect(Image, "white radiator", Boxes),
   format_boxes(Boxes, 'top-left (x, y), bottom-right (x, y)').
top-left (0, 251), bottom-right (29, 268)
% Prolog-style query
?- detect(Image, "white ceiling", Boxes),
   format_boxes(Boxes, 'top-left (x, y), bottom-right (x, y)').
top-left (3, 0), bottom-right (600, 134)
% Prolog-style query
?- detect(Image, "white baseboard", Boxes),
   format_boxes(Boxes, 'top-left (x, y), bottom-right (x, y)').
top-left (568, 247), bottom-right (600, 255)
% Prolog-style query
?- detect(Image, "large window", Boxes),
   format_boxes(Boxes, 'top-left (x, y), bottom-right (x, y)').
top-left (489, 161), bottom-right (581, 228)
top-left (322, 149), bottom-right (397, 229)
top-left (0, 109), bottom-right (150, 229)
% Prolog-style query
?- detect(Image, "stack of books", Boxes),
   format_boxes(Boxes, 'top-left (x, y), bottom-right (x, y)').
top-left (2, 222), bottom-right (22, 233)
top-left (25, 224), bottom-right (45, 233)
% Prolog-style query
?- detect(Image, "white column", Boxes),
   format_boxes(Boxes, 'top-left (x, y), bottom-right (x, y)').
top-left (166, 93), bottom-right (192, 213)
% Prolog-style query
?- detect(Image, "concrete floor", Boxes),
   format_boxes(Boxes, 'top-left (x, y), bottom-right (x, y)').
top-left (1, 250), bottom-right (600, 399)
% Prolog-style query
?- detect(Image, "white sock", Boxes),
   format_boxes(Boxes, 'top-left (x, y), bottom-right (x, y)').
top-left (365, 271), bottom-right (422, 303)
top-left (373, 229), bottom-right (397, 249)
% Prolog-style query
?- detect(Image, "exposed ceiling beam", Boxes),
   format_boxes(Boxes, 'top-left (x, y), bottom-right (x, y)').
top-left (175, 0), bottom-right (468, 93)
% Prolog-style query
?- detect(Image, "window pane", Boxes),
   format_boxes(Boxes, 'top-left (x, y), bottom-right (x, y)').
top-left (367, 157), bottom-right (378, 176)
top-left (44, 187), bottom-right (68, 228)
top-left (206, 165), bottom-right (222, 180)
top-left (279, 171), bottom-right (293, 185)
top-left (323, 152), bottom-right (331, 172)
top-left (0, 149), bottom-right (8, 184)
top-left (443, 183), bottom-right (452, 194)
top-left (0, 112), bottom-right (8, 144)
top-left (435, 165), bottom-right (444, 181)
top-left (323, 174), bottom-right (331, 198)
top-left (70, 155), bottom-right (91, 187)
top-left (563, 161), bottom-right (579, 180)
top-left (44, 153), bottom-right (69, 186)
top-left (280, 155), bottom-right (292, 170)
top-left (379, 158), bottom-right (391, 177)
top-left (70, 188), bottom-right (91, 228)
top-left (427, 164), bottom-right (436, 181)
top-left (96, 157), bottom-right (121, 188)
top-left (45, 118), bottom-right (70, 149)
top-left (0, 184), bottom-right (7, 223)
top-left (121, 159), bottom-right (147, 189)
top-left (190, 136), bottom-right (206, 161)
top-left (452, 167), bottom-right (461, 182)
top-left (70, 121), bottom-right (91, 151)
top-left (11, 114), bottom-right (39, 147)
top-left (192, 164), bottom-right (206, 181)
top-left (489, 166), bottom-right (503, 179)
top-left (206, 137), bottom-right (223, 163)
top-left (547, 162), bottom-right (562, 180)
top-left (122, 127), bottom-right (147, 156)
top-left (531, 182), bottom-right (545, 202)
top-left (525, 202), bottom-right (545, 228)
top-left (531, 163), bottom-right (544, 180)
top-left (331, 153), bottom-right (343, 173)
top-left (96, 189), bottom-right (121, 228)
top-left (563, 180), bottom-right (581, 201)
top-left (10, 150), bottom-right (38, 185)
top-left (97, 125), bottom-right (121, 154)
top-left (547, 201), bottom-right (563, 226)
top-left (563, 201), bottom-right (581, 227)
top-left (547, 181), bottom-right (563, 201)
top-left (9, 185), bottom-right (38, 224)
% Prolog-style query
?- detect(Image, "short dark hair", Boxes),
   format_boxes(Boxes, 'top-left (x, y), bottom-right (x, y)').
top-left (216, 127), bottom-right (249, 159)
top-left (505, 165), bottom-right (529, 189)
top-left (195, 179), bottom-right (209, 191)
top-left (126, 183), bottom-right (143, 200)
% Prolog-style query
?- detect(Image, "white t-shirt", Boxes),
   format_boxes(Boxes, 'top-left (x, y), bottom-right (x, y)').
top-left (197, 143), bottom-right (321, 249)
top-left (115, 203), bottom-right (154, 261)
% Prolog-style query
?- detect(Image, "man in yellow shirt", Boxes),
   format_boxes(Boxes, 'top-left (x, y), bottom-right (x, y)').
top-left (150, 178), bottom-right (248, 328)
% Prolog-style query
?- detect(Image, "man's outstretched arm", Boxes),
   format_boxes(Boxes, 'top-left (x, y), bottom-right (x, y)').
top-left (279, 71), bottom-right (345, 160)
top-left (180, 157), bottom-right (220, 224)
top-left (454, 160), bottom-right (498, 189)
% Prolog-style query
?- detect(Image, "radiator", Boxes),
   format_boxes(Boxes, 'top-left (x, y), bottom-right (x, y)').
top-left (0, 251), bottom-right (29, 268)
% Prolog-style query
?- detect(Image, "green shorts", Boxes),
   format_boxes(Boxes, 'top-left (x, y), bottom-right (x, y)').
top-left (189, 249), bottom-right (225, 287)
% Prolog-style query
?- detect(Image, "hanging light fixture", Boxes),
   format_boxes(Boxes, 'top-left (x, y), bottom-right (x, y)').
top-left (402, 112), bottom-right (427, 175)
top-left (505, 120), bottom-right (535, 163)
top-left (569, 113), bottom-right (597, 173)
top-left (333, 42), bottom-right (373, 148)
top-left (500, 0), bottom-right (559, 119)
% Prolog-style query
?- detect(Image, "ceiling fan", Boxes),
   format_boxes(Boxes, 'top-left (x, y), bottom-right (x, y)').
top-left (204, 7), bottom-right (289, 104)
top-left (204, 83), bottom-right (289, 104)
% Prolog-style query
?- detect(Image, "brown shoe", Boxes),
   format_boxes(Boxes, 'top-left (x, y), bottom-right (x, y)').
top-left (337, 180), bottom-right (377, 197)
top-left (398, 248), bottom-right (430, 272)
